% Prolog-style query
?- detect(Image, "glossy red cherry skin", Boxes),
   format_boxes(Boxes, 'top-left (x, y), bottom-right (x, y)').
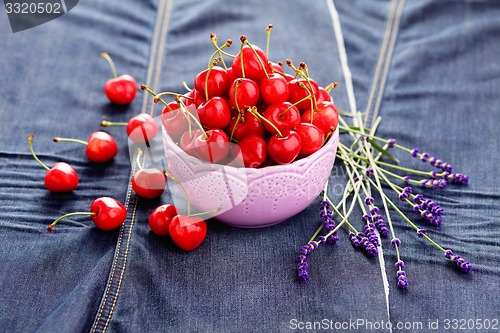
top-left (148, 204), bottom-right (178, 237)
top-left (194, 129), bottom-right (230, 163)
top-left (169, 215), bottom-right (207, 251)
top-left (302, 101), bottom-right (339, 135)
top-left (126, 113), bottom-right (159, 143)
top-left (194, 66), bottom-right (230, 100)
top-left (227, 111), bottom-right (265, 141)
top-left (262, 102), bottom-right (301, 134)
top-left (85, 131), bottom-right (118, 163)
top-left (267, 130), bottom-right (302, 165)
top-left (104, 74), bottom-right (137, 105)
top-left (231, 44), bottom-right (268, 80)
top-left (259, 73), bottom-right (289, 105)
top-left (295, 122), bottom-right (325, 156)
top-left (162, 106), bottom-right (189, 142)
top-left (90, 197), bottom-right (127, 230)
top-left (132, 168), bottom-right (166, 199)
top-left (44, 162), bottom-right (79, 192)
top-left (229, 78), bottom-right (260, 110)
top-left (179, 130), bottom-right (202, 156)
top-left (197, 97), bottom-right (231, 129)
top-left (288, 78), bottom-right (320, 111)
top-left (231, 134), bottom-right (267, 168)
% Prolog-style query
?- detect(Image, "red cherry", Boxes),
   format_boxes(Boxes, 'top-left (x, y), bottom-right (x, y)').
top-left (226, 110), bottom-right (265, 141)
top-left (295, 122), bottom-right (325, 156)
top-left (179, 130), bottom-right (202, 155)
top-left (85, 132), bottom-right (118, 162)
top-left (268, 61), bottom-right (284, 74)
top-left (169, 215), bottom-right (207, 251)
top-left (231, 43), bottom-right (268, 80)
top-left (197, 97), bottom-right (231, 129)
top-left (44, 162), bottom-right (79, 192)
top-left (231, 134), bottom-right (267, 168)
top-left (53, 131), bottom-right (118, 163)
top-left (267, 130), bottom-right (302, 165)
top-left (301, 101), bottom-right (339, 135)
top-left (288, 78), bottom-right (320, 111)
top-left (126, 113), bottom-right (159, 143)
top-left (259, 73), bottom-right (289, 105)
top-left (90, 197), bottom-right (127, 230)
top-left (194, 66), bottom-right (230, 100)
top-left (47, 196), bottom-right (127, 233)
top-left (193, 129), bottom-right (230, 163)
top-left (148, 204), bottom-right (178, 237)
top-left (318, 87), bottom-right (332, 103)
top-left (229, 78), bottom-right (260, 110)
top-left (101, 53), bottom-right (137, 105)
top-left (132, 168), bottom-right (166, 199)
top-left (225, 67), bottom-right (237, 83)
top-left (162, 106), bottom-right (189, 142)
top-left (262, 102), bottom-right (301, 134)
top-left (28, 134), bottom-right (79, 192)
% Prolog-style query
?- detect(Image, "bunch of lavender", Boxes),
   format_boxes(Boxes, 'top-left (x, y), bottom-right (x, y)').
top-left (296, 113), bottom-right (472, 289)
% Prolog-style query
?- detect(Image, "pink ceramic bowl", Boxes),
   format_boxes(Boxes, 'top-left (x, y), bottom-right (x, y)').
top-left (162, 127), bottom-right (339, 228)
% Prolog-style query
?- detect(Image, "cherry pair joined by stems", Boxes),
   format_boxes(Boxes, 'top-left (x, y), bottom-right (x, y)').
top-left (47, 196), bottom-right (127, 233)
top-left (101, 52), bottom-right (137, 105)
top-left (28, 134), bottom-right (79, 192)
top-left (53, 131), bottom-right (118, 163)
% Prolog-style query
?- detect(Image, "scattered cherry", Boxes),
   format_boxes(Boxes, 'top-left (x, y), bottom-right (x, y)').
top-left (101, 113), bottom-right (159, 144)
top-left (28, 134), bottom-right (79, 192)
top-left (53, 131), bottom-right (118, 163)
top-left (149, 204), bottom-right (178, 237)
top-left (131, 149), bottom-right (166, 199)
top-left (168, 214), bottom-right (207, 251)
top-left (47, 196), bottom-right (127, 233)
top-left (101, 52), bottom-right (137, 105)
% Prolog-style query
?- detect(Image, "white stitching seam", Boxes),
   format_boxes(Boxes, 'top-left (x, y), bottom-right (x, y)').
top-left (90, 0), bottom-right (173, 332)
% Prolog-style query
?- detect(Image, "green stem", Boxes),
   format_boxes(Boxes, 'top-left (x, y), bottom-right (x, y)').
top-left (101, 52), bottom-right (117, 78)
top-left (27, 134), bottom-right (50, 171)
top-left (47, 212), bottom-right (96, 233)
top-left (100, 120), bottom-right (128, 127)
top-left (53, 137), bottom-right (88, 146)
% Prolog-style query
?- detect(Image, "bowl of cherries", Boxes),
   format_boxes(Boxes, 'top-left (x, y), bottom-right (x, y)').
top-left (157, 32), bottom-right (340, 228)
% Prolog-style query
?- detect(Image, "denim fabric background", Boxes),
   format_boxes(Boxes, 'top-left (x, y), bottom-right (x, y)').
top-left (0, 0), bottom-right (498, 332)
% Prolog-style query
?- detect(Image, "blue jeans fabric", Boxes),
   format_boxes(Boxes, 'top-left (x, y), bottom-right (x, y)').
top-left (0, 0), bottom-right (499, 332)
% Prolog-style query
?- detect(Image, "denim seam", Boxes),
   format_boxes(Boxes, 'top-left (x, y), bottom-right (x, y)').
top-left (363, 0), bottom-right (405, 128)
top-left (90, 0), bottom-right (173, 332)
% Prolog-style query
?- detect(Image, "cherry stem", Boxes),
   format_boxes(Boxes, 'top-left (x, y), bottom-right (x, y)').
top-left (164, 170), bottom-right (192, 217)
top-left (209, 34), bottom-right (234, 68)
top-left (265, 24), bottom-right (273, 59)
top-left (325, 82), bottom-right (340, 92)
top-left (243, 38), bottom-right (269, 79)
top-left (101, 52), bottom-right (117, 78)
top-left (229, 112), bottom-right (242, 143)
top-left (47, 212), bottom-right (96, 233)
top-left (100, 120), bottom-right (128, 127)
top-left (232, 79), bottom-right (243, 113)
top-left (174, 96), bottom-right (208, 140)
top-left (248, 107), bottom-right (283, 137)
top-left (53, 137), bottom-right (88, 146)
top-left (27, 134), bottom-right (50, 171)
top-left (182, 81), bottom-right (193, 92)
top-left (141, 84), bottom-right (173, 111)
top-left (280, 93), bottom-right (312, 118)
top-left (239, 36), bottom-right (246, 78)
top-left (189, 208), bottom-right (221, 217)
top-left (135, 148), bottom-right (144, 170)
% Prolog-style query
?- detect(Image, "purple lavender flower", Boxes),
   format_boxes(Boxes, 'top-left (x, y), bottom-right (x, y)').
top-left (442, 172), bottom-right (470, 184)
top-left (417, 228), bottom-right (427, 237)
top-left (410, 149), bottom-right (454, 172)
top-left (420, 179), bottom-right (447, 189)
top-left (357, 232), bottom-right (378, 256)
top-left (397, 270), bottom-right (409, 289)
top-left (391, 238), bottom-right (401, 248)
top-left (365, 196), bottom-right (374, 205)
top-left (372, 214), bottom-right (389, 237)
top-left (320, 200), bottom-right (339, 244)
top-left (297, 255), bottom-right (310, 281)
top-left (413, 195), bottom-right (444, 227)
top-left (364, 223), bottom-right (380, 247)
top-left (387, 139), bottom-right (396, 149)
top-left (365, 168), bottom-right (374, 177)
top-left (444, 250), bottom-right (473, 273)
top-left (398, 187), bottom-right (413, 201)
top-left (395, 260), bottom-right (405, 269)
top-left (411, 149), bottom-right (419, 157)
top-left (349, 232), bottom-right (361, 248)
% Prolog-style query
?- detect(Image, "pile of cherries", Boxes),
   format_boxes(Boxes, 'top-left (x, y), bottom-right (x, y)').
top-left (156, 30), bottom-right (339, 168)
top-left (28, 26), bottom-right (340, 252)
